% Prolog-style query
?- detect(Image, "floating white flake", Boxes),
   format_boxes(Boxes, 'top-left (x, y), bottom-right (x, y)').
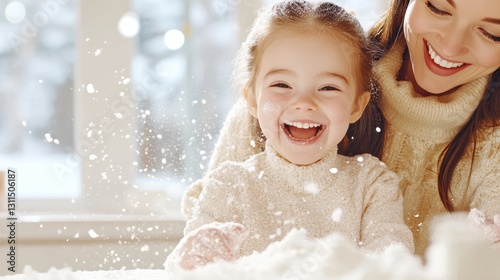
top-left (331, 208), bottom-right (343, 222)
top-left (44, 133), bottom-right (53, 143)
top-left (88, 229), bottom-right (99, 238)
top-left (329, 167), bottom-right (338, 174)
top-left (304, 183), bottom-right (319, 194)
top-left (86, 84), bottom-right (95, 93)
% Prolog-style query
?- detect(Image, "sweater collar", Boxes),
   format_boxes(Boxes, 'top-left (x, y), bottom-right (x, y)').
top-left (373, 39), bottom-right (488, 142)
top-left (263, 142), bottom-right (339, 193)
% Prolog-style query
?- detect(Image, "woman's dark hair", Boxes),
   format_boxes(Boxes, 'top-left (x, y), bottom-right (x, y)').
top-left (368, 0), bottom-right (500, 211)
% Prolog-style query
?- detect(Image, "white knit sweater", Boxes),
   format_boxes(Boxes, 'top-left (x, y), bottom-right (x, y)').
top-left (184, 143), bottom-right (414, 256)
top-left (183, 41), bottom-right (500, 257)
top-left (374, 40), bottom-right (500, 256)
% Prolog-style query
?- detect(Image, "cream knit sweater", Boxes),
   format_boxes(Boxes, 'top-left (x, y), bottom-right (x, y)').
top-left (183, 40), bottom-right (500, 257)
top-left (184, 142), bottom-right (414, 256)
top-left (373, 40), bottom-right (500, 256)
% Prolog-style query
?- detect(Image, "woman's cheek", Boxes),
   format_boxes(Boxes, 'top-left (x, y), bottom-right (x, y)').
top-left (404, 2), bottom-right (434, 39)
top-left (475, 48), bottom-right (500, 69)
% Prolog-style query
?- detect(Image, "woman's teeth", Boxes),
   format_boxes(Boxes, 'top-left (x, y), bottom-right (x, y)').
top-left (427, 42), bottom-right (464, 69)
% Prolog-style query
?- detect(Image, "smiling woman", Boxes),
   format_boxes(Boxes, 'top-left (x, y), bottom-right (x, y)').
top-left (402, 0), bottom-right (500, 95)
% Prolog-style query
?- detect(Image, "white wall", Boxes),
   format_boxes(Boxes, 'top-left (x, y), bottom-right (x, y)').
top-left (1, 215), bottom-right (184, 275)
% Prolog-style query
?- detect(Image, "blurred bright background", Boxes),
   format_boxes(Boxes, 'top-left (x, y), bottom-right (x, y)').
top-left (0, 0), bottom-right (388, 273)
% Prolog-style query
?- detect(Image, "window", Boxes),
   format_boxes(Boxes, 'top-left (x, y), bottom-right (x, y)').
top-left (131, 0), bottom-right (242, 196)
top-left (0, 0), bottom-right (387, 216)
top-left (0, 0), bottom-right (250, 216)
top-left (0, 0), bottom-right (77, 201)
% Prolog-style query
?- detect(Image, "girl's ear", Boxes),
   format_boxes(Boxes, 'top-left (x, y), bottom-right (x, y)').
top-left (349, 91), bottom-right (370, 123)
top-left (244, 86), bottom-right (258, 118)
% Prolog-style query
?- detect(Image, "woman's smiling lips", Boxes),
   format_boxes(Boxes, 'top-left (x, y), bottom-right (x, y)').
top-left (282, 121), bottom-right (325, 144)
top-left (423, 39), bottom-right (470, 76)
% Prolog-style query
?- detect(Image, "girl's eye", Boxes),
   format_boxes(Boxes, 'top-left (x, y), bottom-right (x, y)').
top-left (480, 29), bottom-right (500, 43)
top-left (271, 83), bottom-right (291, 89)
top-left (319, 85), bottom-right (339, 91)
top-left (425, 1), bottom-right (449, 16)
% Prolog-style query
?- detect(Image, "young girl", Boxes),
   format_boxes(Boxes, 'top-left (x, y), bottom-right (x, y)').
top-left (192, 0), bottom-right (500, 257)
top-left (166, 0), bottom-right (413, 271)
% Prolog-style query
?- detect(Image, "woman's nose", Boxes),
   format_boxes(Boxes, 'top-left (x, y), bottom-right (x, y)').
top-left (439, 24), bottom-right (469, 57)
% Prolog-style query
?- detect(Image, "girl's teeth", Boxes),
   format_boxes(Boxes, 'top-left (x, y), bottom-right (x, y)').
top-left (286, 122), bottom-right (321, 129)
top-left (427, 43), bottom-right (464, 69)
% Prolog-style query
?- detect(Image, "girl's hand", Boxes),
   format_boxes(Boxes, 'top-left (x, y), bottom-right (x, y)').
top-left (179, 222), bottom-right (247, 270)
top-left (468, 208), bottom-right (500, 244)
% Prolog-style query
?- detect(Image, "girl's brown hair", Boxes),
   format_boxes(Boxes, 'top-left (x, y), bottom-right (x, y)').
top-left (233, 0), bottom-right (385, 158)
top-left (368, 0), bottom-right (500, 211)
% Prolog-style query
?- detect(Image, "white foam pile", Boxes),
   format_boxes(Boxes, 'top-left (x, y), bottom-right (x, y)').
top-left (2, 215), bottom-right (499, 280)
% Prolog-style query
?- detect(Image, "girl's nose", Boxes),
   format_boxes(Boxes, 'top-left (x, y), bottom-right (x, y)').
top-left (293, 93), bottom-right (317, 111)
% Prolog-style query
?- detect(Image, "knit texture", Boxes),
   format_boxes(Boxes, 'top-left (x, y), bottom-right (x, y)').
top-left (373, 40), bottom-right (500, 256)
top-left (183, 143), bottom-right (414, 257)
top-left (182, 42), bottom-right (500, 258)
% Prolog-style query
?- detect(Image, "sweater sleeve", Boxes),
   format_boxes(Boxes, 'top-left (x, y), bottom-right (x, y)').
top-left (165, 167), bottom-right (244, 273)
top-left (181, 179), bottom-right (203, 220)
top-left (471, 172), bottom-right (500, 250)
top-left (470, 167), bottom-right (500, 219)
top-left (469, 135), bottom-right (500, 249)
top-left (469, 135), bottom-right (500, 223)
top-left (184, 166), bottom-right (244, 236)
top-left (207, 98), bottom-right (265, 171)
top-left (181, 99), bottom-right (263, 218)
top-left (358, 157), bottom-right (415, 253)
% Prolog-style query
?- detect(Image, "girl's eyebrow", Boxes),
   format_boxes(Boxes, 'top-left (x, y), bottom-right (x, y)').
top-left (319, 71), bottom-right (349, 85)
top-left (264, 69), bottom-right (349, 85)
top-left (263, 68), bottom-right (295, 79)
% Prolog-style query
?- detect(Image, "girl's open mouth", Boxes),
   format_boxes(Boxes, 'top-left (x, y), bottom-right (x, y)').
top-left (282, 121), bottom-right (325, 144)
